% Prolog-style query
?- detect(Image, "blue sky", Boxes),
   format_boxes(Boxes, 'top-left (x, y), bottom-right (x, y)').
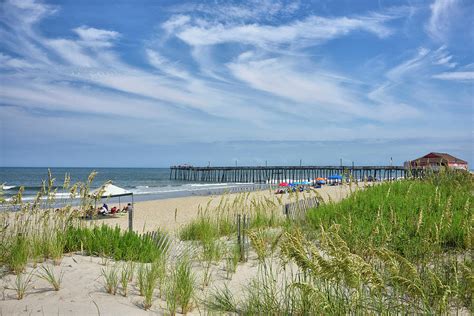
top-left (0, 0), bottom-right (472, 167)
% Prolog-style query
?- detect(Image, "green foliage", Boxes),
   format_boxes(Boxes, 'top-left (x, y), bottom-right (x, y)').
top-left (37, 264), bottom-right (64, 291)
top-left (225, 243), bottom-right (240, 279)
top-left (179, 215), bottom-right (232, 241)
top-left (7, 235), bottom-right (29, 274)
top-left (12, 270), bottom-right (35, 300)
top-left (101, 264), bottom-right (119, 295)
top-left (136, 259), bottom-right (166, 309)
top-left (179, 191), bottom-right (286, 241)
top-left (174, 257), bottom-right (196, 314)
top-left (48, 232), bottom-right (66, 265)
top-left (249, 207), bottom-right (281, 229)
top-left (64, 224), bottom-right (169, 263)
top-left (307, 171), bottom-right (473, 260)
top-left (206, 283), bottom-right (238, 313)
top-left (120, 261), bottom-right (134, 296)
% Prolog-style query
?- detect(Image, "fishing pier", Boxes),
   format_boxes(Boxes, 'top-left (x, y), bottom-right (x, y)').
top-left (170, 165), bottom-right (407, 183)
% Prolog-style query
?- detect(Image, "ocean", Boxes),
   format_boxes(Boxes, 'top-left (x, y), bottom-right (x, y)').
top-left (0, 167), bottom-right (260, 202)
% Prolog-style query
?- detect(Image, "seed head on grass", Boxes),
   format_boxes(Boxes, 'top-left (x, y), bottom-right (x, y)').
top-left (37, 264), bottom-right (64, 291)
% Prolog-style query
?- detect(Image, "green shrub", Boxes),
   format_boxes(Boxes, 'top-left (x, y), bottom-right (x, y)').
top-left (63, 224), bottom-right (169, 262)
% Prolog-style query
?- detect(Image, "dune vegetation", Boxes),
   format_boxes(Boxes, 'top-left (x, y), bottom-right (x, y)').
top-left (0, 169), bottom-right (472, 314)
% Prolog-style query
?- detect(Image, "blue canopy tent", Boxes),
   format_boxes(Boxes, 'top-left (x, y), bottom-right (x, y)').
top-left (327, 174), bottom-right (343, 185)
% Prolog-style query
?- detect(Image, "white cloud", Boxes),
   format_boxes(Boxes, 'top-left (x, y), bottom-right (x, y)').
top-left (162, 15), bottom-right (191, 33)
top-left (171, 14), bottom-right (394, 49)
top-left (169, 0), bottom-right (301, 23)
top-left (73, 26), bottom-right (120, 48)
top-left (432, 45), bottom-right (457, 68)
top-left (228, 56), bottom-right (421, 121)
top-left (146, 49), bottom-right (190, 79)
top-left (2, 0), bottom-right (57, 25)
top-left (426, 0), bottom-right (459, 41)
top-left (386, 47), bottom-right (430, 81)
top-left (432, 71), bottom-right (474, 80)
top-left (0, 0), bottom-right (470, 153)
top-left (0, 53), bottom-right (37, 68)
top-left (47, 39), bottom-right (99, 67)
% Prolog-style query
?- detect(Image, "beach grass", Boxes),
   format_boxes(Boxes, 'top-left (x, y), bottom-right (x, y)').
top-left (36, 264), bottom-right (64, 291)
top-left (1, 169), bottom-right (472, 314)
top-left (12, 270), bottom-right (35, 300)
top-left (101, 264), bottom-right (119, 295)
top-left (119, 261), bottom-right (134, 296)
top-left (64, 224), bottom-right (169, 262)
top-left (306, 169), bottom-right (472, 260)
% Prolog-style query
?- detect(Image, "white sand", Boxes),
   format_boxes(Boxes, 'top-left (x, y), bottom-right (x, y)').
top-left (1, 183), bottom-right (364, 315)
top-left (92, 183), bottom-right (362, 234)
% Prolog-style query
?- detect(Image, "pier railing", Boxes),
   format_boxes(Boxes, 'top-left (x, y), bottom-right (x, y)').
top-left (170, 165), bottom-right (408, 183)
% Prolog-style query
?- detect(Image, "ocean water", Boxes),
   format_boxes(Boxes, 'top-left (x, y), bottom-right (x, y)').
top-left (0, 167), bottom-right (259, 202)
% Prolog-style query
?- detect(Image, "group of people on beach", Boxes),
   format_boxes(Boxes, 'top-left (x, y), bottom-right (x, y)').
top-left (83, 203), bottom-right (132, 218)
top-left (97, 203), bottom-right (132, 216)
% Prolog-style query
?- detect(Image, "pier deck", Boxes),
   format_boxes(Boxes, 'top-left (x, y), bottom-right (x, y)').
top-left (170, 165), bottom-right (407, 183)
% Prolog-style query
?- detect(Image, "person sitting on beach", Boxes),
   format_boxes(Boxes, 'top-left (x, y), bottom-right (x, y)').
top-left (123, 203), bottom-right (132, 213)
top-left (110, 206), bottom-right (117, 214)
top-left (102, 203), bottom-right (109, 212)
top-left (98, 205), bottom-right (108, 216)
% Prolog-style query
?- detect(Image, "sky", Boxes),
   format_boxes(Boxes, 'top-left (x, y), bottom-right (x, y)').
top-left (0, 0), bottom-right (473, 167)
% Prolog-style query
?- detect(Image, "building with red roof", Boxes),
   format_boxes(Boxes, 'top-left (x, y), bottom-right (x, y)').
top-left (405, 152), bottom-right (468, 171)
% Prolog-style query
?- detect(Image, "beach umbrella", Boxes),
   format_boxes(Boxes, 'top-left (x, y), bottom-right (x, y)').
top-left (316, 177), bottom-right (326, 181)
top-left (327, 174), bottom-right (343, 180)
top-left (279, 182), bottom-right (288, 187)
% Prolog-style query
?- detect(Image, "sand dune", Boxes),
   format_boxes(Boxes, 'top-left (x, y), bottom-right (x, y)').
top-left (1, 183), bottom-right (365, 315)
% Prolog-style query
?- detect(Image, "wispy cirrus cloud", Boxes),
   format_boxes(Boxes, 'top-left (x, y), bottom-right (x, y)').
top-left (169, 14), bottom-right (395, 49)
top-left (432, 71), bottom-right (474, 80)
top-left (167, 0), bottom-right (301, 23)
top-left (426, 0), bottom-right (459, 41)
top-left (73, 26), bottom-right (120, 48)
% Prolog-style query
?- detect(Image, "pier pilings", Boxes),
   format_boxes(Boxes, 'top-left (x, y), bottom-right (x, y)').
top-left (170, 165), bottom-right (408, 183)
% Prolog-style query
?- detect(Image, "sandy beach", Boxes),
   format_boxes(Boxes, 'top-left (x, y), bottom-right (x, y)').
top-left (0, 183), bottom-right (364, 315)
top-left (92, 183), bottom-right (363, 234)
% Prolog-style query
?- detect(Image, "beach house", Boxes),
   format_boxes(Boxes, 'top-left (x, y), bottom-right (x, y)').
top-left (405, 152), bottom-right (468, 171)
